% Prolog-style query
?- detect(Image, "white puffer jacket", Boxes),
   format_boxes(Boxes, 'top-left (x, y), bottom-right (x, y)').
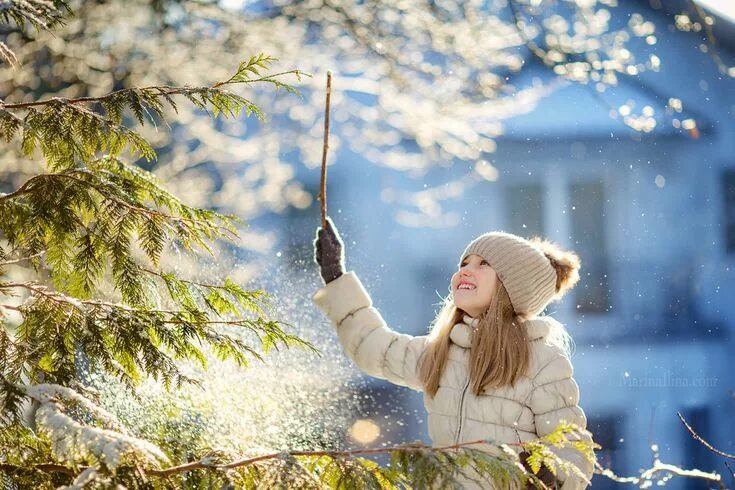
top-left (313, 272), bottom-right (595, 489)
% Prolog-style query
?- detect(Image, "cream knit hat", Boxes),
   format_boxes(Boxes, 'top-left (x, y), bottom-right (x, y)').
top-left (459, 231), bottom-right (565, 318)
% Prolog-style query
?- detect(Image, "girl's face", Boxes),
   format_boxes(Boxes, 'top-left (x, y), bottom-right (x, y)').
top-left (451, 254), bottom-right (498, 318)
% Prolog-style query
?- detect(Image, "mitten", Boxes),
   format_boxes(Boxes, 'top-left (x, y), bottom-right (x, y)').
top-left (519, 451), bottom-right (560, 489)
top-left (314, 217), bottom-right (345, 284)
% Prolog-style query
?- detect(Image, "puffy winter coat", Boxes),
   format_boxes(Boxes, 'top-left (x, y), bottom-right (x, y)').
top-left (313, 271), bottom-right (595, 489)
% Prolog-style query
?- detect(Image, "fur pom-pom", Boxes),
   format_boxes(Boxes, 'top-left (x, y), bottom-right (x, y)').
top-left (528, 237), bottom-right (582, 299)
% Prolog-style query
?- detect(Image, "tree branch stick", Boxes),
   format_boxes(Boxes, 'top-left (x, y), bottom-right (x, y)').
top-left (147, 437), bottom-right (525, 477)
top-left (678, 411), bottom-right (735, 460)
top-left (318, 71), bottom-right (332, 230)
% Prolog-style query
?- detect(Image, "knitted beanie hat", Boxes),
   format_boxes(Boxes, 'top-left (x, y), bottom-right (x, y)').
top-left (458, 231), bottom-right (581, 318)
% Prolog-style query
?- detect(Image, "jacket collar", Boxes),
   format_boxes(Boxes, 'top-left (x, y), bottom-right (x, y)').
top-left (449, 315), bottom-right (550, 348)
top-left (449, 315), bottom-right (477, 348)
top-left (525, 317), bottom-right (551, 341)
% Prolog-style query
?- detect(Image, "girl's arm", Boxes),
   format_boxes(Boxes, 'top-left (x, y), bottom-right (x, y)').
top-left (527, 352), bottom-right (596, 490)
top-left (312, 271), bottom-right (428, 392)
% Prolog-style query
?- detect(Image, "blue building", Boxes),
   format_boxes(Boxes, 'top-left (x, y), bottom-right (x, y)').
top-left (265, 1), bottom-right (735, 487)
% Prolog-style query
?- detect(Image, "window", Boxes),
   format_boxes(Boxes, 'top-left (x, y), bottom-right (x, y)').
top-left (504, 183), bottom-right (545, 238)
top-left (569, 180), bottom-right (611, 313)
top-left (723, 169), bottom-right (735, 254)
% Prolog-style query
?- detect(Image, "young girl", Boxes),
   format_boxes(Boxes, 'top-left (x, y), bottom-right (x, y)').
top-left (313, 218), bottom-right (596, 489)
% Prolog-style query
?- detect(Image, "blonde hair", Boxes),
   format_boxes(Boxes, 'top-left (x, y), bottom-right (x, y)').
top-left (418, 239), bottom-right (579, 398)
top-left (419, 280), bottom-right (530, 397)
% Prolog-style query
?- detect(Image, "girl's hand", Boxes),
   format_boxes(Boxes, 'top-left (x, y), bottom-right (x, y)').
top-left (519, 451), bottom-right (561, 489)
top-left (314, 217), bottom-right (345, 284)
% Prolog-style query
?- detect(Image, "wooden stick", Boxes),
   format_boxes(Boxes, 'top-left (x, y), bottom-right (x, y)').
top-left (147, 437), bottom-right (527, 477)
top-left (319, 71), bottom-right (332, 230)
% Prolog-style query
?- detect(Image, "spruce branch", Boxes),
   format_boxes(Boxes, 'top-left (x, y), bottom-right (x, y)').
top-left (0, 422), bottom-right (595, 489)
top-left (14, 383), bottom-right (171, 473)
top-left (150, 269), bottom-right (273, 319)
top-left (0, 0), bottom-right (72, 66)
top-left (0, 422), bottom-right (58, 484)
top-left (0, 101), bottom-right (156, 171)
top-left (0, 0), bottom-right (71, 31)
top-left (1, 280), bottom-right (315, 388)
top-left (0, 41), bottom-right (19, 66)
top-left (0, 160), bottom-right (242, 299)
top-left (137, 422), bottom-right (596, 488)
top-left (521, 421), bottom-right (599, 484)
top-left (7, 413), bottom-right (718, 489)
top-left (0, 59), bottom-right (305, 170)
top-left (0, 36), bottom-right (317, 488)
top-left (211, 54), bottom-right (307, 96)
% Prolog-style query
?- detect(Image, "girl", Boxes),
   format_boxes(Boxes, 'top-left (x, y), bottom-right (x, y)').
top-left (313, 218), bottom-right (596, 489)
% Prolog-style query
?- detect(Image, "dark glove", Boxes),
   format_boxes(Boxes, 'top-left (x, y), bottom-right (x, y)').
top-left (519, 451), bottom-right (560, 489)
top-left (313, 217), bottom-right (345, 284)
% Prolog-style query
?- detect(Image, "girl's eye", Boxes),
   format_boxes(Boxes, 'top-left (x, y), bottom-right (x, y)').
top-left (460, 260), bottom-right (489, 267)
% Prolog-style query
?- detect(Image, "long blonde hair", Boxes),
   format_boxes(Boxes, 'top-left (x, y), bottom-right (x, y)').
top-left (418, 280), bottom-right (529, 397)
top-left (418, 236), bottom-right (579, 398)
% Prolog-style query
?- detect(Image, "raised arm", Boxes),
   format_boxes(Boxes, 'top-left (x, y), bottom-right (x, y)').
top-left (313, 219), bottom-right (428, 391)
top-left (313, 272), bottom-right (428, 390)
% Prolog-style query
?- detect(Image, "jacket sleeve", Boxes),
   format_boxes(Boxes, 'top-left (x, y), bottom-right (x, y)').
top-left (312, 271), bottom-right (429, 392)
top-left (527, 352), bottom-right (596, 490)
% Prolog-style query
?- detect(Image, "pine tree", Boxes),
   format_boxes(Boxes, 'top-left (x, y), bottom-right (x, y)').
top-left (1, 2), bottom-right (601, 488)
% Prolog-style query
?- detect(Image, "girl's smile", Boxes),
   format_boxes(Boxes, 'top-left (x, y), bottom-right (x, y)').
top-left (451, 254), bottom-right (498, 317)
